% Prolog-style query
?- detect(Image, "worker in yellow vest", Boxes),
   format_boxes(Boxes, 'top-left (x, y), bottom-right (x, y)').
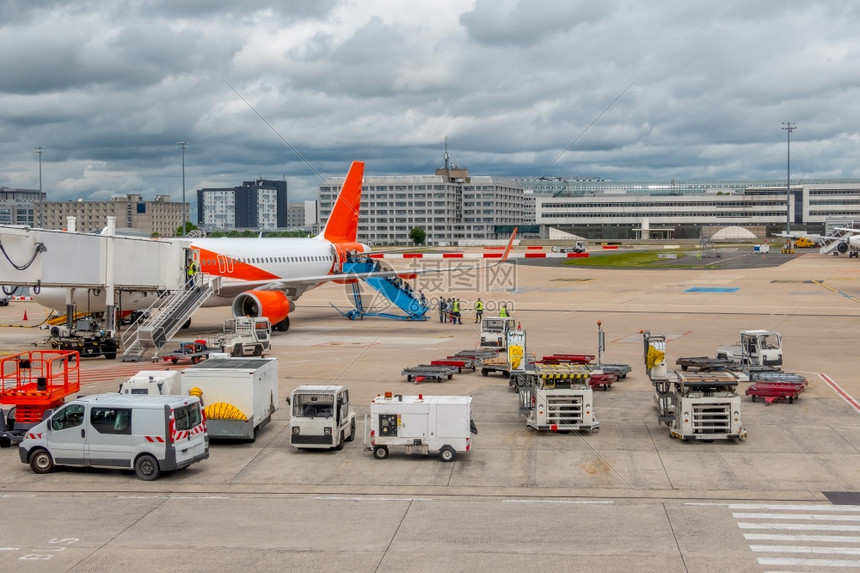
top-left (474, 298), bottom-right (484, 323)
top-left (499, 305), bottom-right (509, 318)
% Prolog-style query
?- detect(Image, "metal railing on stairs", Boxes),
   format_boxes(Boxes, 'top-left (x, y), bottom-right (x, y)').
top-left (120, 275), bottom-right (219, 362)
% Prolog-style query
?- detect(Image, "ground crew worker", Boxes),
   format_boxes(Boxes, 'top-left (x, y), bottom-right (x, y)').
top-left (439, 298), bottom-right (447, 323)
top-left (474, 298), bottom-right (484, 323)
top-left (452, 298), bottom-right (462, 325)
top-left (186, 260), bottom-right (198, 289)
top-left (499, 304), bottom-right (509, 318)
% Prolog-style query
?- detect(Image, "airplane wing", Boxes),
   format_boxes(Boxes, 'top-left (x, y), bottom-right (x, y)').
top-left (772, 231), bottom-right (828, 241)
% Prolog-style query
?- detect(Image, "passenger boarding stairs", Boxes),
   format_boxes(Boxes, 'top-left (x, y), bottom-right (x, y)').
top-left (120, 275), bottom-right (219, 362)
top-left (334, 259), bottom-right (429, 321)
top-left (819, 225), bottom-right (858, 256)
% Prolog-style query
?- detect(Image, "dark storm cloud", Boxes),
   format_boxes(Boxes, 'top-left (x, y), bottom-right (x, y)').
top-left (2, 0), bottom-right (860, 207)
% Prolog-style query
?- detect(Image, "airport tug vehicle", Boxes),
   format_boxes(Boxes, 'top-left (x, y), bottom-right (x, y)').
top-left (288, 385), bottom-right (356, 450)
top-left (643, 331), bottom-right (747, 441)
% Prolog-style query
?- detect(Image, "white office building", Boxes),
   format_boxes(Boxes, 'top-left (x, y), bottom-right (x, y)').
top-left (319, 165), bottom-right (525, 246)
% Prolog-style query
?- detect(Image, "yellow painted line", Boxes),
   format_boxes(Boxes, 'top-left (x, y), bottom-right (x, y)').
top-left (812, 280), bottom-right (860, 304)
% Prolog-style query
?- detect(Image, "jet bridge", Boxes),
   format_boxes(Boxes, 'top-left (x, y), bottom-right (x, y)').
top-left (0, 219), bottom-right (200, 346)
top-left (0, 223), bottom-right (187, 290)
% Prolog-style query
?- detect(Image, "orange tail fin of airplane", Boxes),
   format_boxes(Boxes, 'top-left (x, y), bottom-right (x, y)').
top-left (320, 161), bottom-right (364, 243)
top-left (501, 227), bottom-right (518, 261)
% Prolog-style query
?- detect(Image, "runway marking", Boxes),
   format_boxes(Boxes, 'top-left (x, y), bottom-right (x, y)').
top-left (502, 499), bottom-right (614, 505)
top-left (687, 503), bottom-right (860, 512)
top-left (740, 523), bottom-right (860, 532)
top-left (752, 545), bottom-right (860, 555)
top-left (745, 533), bottom-right (860, 543)
top-left (726, 502), bottom-right (860, 569)
top-left (758, 557), bottom-right (860, 568)
top-left (734, 513), bottom-right (860, 522)
top-left (813, 280), bottom-right (860, 304)
top-left (819, 373), bottom-right (860, 414)
top-left (310, 496), bottom-right (432, 502)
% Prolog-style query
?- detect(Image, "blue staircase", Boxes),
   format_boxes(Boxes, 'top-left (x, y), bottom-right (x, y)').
top-left (334, 260), bottom-right (429, 321)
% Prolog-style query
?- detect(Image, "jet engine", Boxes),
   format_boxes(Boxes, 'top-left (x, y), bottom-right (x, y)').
top-left (232, 290), bottom-right (294, 332)
top-left (837, 241), bottom-right (849, 254)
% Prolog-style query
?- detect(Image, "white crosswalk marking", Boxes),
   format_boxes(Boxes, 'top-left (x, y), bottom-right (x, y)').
top-left (728, 502), bottom-right (860, 570)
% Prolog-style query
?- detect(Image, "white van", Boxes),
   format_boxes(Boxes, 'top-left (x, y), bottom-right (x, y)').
top-left (18, 394), bottom-right (209, 480)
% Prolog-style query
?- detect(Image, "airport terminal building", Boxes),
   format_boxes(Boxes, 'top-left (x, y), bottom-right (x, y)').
top-left (529, 178), bottom-right (860, 239)
top-left (320, 168), bottom-right (860, 243)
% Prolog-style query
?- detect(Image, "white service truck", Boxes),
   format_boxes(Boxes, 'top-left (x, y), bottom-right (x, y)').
top-left (368, 392), bottom-right (477, 462)
top-left (716, 330), bottom-right (783, 369)
top-left (119, 357), bottom-right (279, 441)
top-left (288, 385), bottom-right (356, 450)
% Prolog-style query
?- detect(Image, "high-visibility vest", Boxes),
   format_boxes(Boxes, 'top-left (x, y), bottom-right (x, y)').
top-left (187, 263), bottom-right (196, 277)
top-left (452, 301), bottom-right (460, 312)
top-left (499, 307), bottom-right (508, 317)
top-left (475, 301), bottom-right (484, 311)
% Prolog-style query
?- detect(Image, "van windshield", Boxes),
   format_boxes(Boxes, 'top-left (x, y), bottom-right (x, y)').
top-left (174, 403), bottom-right (202, 431)
top-left (293, 393), bottom-right (334, 418)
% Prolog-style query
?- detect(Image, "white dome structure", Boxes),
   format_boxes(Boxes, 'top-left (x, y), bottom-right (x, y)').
top-left (710, 226), bottom-right (757, 240)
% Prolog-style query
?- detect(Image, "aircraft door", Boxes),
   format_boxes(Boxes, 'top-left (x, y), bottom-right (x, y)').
top-left (217, 254), bottom-right (235, 274)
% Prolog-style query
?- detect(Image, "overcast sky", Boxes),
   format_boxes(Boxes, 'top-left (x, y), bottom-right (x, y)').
top-left (2, 1), bottom-right (859, 212)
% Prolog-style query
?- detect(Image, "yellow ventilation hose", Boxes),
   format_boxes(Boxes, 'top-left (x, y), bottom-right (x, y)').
top-left (205, 402), bottom-right (247, 421)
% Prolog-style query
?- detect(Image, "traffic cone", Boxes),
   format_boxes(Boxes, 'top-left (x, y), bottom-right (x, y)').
top-left (23, 310), bottom-right (28, 321)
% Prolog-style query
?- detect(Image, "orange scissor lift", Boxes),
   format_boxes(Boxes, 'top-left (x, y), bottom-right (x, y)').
top-left (0, 350), bottom-right (81, 446)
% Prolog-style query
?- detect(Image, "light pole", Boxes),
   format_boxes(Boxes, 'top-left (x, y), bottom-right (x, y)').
top-left (34, 146), bottom-right (44, 227)
top-left (177, 141), bottom-right (188, 236)
top-left (781, 122), bottom-right (796, 235)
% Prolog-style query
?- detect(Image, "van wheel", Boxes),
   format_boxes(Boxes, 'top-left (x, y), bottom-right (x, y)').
top-left (346, 419), bottom-right (356, 442)
top-left (335, 433), bottom-right (345, 450)
top-left (134, 454), bottom-right (161, 481)
top-left (232, 344), bottom-right (243, 357)
top-left (373, 446), bottom-right (389, 460)
top-left (439, 446), bottom-right (457, 462)
top-left (29, 449), bottom-right (55, 474)
top-left (253, 344), bottom-right (263, 356)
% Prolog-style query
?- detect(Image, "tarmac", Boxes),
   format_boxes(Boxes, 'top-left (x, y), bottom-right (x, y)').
top-left (1, 248), bottom-right (859, 572)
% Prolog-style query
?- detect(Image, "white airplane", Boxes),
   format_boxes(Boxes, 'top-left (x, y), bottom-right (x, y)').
top-left (774, 228), bottom-right (860, 258)
top-left (33, 161), bottom-right (517, 330)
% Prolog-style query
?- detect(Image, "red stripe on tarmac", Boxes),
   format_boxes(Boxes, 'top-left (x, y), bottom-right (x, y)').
top-left (819, 373), bottom-right (860, 413)
top-left (368, 253), bottom-right (384, 258)
top-left (442, 253), bottom-right (463, 258)
top-left (526, 246), bottom-right (544, 250)
top-left (602, 245), bottom-right (619, 250)
top-left (524, 253), bottom-right (546, 258)
top-left (79, 363), bottom-right (186, 386)
top-left (402, 253), bottom-right (423, 259)
top-left (483, 253), bottom-right (502, 258)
